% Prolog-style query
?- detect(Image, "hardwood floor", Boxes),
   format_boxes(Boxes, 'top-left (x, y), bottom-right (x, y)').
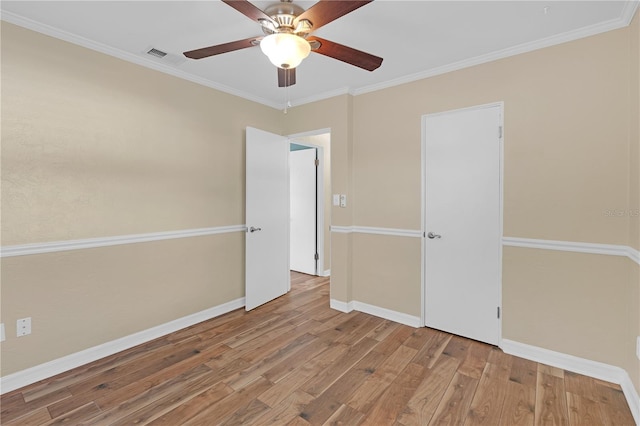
top-left (1, 272), bottom-right (635, 425)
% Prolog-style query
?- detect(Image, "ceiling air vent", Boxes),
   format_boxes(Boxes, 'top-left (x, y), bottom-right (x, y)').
top-left (146, 48), bottom-right (167, 59)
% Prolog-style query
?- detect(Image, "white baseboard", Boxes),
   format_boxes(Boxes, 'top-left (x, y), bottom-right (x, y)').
top-left (501, 339), bottom-right (640, 425)
top-left (330, 299), bottom-right (353, 313)
top-left (353, 301), bottom-right (421, 328)
top-left (322, 269), bottom-right (331, 277)
top-left (0, 297), bottom-right (245, 395)
top-left (329, 298), bottom-right (421, 328)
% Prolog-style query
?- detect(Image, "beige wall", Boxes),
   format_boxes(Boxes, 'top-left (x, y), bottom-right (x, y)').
top-left (0, 23), bottom-right (282, 375)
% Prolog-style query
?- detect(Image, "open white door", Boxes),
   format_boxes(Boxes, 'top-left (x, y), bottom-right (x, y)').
top-left (246, 127), bottom-right (290, 311)
top-left (290, 148), bottom-right (317, 275)
top-left (423, 104), bottom-right (502, 345)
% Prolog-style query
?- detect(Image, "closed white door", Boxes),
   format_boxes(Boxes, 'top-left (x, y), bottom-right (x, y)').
top-left (290, 148), bottom-right (317, 275)
top-left (245, 127), bottom-right (290, 311)
top-left (423, 104), bottom-right (502, 345)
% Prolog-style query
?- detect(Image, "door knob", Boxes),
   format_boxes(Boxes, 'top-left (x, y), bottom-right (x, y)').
top-left (249, 226), bottom-right (262, 233)
top-left (427, 232), bottom-right (441, 239)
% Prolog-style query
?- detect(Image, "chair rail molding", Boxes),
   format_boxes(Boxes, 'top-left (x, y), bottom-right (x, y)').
top-left (1, 225), bottom-right (247, 258)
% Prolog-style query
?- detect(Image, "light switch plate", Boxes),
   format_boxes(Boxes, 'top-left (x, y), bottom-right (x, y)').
top-left (333, 194), bottom-right (340, 206)
top-left (0, 323), bottom-right (5, 342)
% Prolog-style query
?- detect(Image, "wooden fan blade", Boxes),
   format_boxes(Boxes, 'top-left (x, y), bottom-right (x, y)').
top-left (184, 37), bottom-right (261, 59)
top-left (278, 68), bottom-right (297, 87)
top-left (308, 36), bottom-right (382, 71)
top-left (296, 1), bottom-right (372, 31)
top-left (222, 0), bottom-right (276, 24)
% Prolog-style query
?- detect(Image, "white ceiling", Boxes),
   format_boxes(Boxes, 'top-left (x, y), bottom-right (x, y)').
top-left (2, 1), bottom-right (638, 109)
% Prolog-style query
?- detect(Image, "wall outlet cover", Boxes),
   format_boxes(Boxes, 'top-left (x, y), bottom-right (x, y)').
top-left (0, 323), bottom-right (5, 342)
top-left (17, 317), bottom-right (31, 337)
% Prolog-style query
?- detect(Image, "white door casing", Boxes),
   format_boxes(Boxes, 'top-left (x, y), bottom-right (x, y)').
top-left (422, 103), bottom-right (503, 345)
top-left (245, 127), bottom-right (290, 311)
top-left (290, 148), bottom-right (317, 275)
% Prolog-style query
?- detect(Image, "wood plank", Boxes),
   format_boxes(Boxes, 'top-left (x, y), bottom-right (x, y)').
top-left (465, 363), bottom-right (511, 425)
top-left (458, 341), bottom-right (492, 380)
top-left (2, 407), bottom-right (52, 426)
top-left (411, 329), bottom-right (452, 369)
top-left (300, 337), bottom-right (378, 397)
top-left (499, 380), bottom-right (535, 426)
top-left (85, 365), bottom-right (229, 425)
top-left (258, 343), bottom-right (349, 407)
top-left (566, 392), bottom-right (604, 426)
top-left (322, 403), bottom-right (365, 426)
top-left (430, 372), bottom-right (479, 425)
top-left (535, 372), bottom-right (569, 426)
top-left (593, 382), bottom-right (636, 425)
top-left (359, 362), bottom-right (425, 425)
top-left (509, 356), bottom-right (538, 387)
top-left (224, 333), bottom-right (317, 390)
top-left (346, 344), bottom-right (418, 412)
top-left (396, 354), bottom-right (460, 425)
top-left (183, 377), bottom-right (272, 425)
top-left (144, 382), bottom-right (233, 426)
top-left (248, 391), bottom-right (314, 425)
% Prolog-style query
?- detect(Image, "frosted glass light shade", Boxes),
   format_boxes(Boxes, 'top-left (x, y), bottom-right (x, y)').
top-left (260, 33), bottom-right (311, 69)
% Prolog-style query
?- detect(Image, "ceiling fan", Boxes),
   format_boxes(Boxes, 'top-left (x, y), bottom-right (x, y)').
top-left (183, 0), bottom-right (383, 87)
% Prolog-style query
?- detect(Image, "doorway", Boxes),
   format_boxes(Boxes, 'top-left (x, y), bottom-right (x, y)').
top-left (422, 103), bottom-right (503, 345)
top-left (288, 131), bottom-right (331, 277)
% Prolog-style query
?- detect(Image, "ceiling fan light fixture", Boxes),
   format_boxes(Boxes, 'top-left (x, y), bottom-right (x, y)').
top-left (260, 33), bottom-right (311, 69)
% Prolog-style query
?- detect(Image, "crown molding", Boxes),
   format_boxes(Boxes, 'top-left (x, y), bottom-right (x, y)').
top-left (351, 2), bottom-right (639, 97)
top-left (0, 11), bottom-right (283, 110)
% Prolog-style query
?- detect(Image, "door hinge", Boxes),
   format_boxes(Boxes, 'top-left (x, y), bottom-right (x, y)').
top-left (315, 158), bottom-right (319, 167)
top-left (498, 126), bottom-right (503, 139)
top-left (497, 307), bottom-right (501, 319)
top-left (314, 252), bottom-right (319, 261)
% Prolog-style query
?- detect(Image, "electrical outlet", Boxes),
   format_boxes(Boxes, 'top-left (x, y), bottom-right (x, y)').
top-left (0, 323), bottom-right (5, 342)
top-left (17, 317), bottom-right (31, 337)
top-left (339, 194), bottom-right (347, 208)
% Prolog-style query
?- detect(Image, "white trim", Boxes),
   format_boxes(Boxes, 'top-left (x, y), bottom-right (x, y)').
top-left (330, 299), bottom-right (353, 313)
top-left (329, 299), bottom-right (421, 328)
top-left (352, 301), bottom-right (421, 328)
top-left (0, 297), bottom-right (245, 395)
top-left (0, 12), bottom-right (282, 110)
top-left (502, 237), bottom-right (640, 266)
top-left (351, 4), bottom-right (638, 97)
top-left (330, 226), bottom-right (421, 238)
top-left (1, 225), bottom-right (246, 258)
top-left (323, 269), bottom-right (331, 277)
top-left (330, 225), bottom-right (353, 234)
top-left (501, 339), bottom-right (640, 425)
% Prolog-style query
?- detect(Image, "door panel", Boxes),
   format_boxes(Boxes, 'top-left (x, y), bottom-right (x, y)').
top-left (290, 148), bottom-right (317, 275)
top-left (245, 127), bottom-right (290, 311)
top-left (424, 104), bottom-right (502, 345)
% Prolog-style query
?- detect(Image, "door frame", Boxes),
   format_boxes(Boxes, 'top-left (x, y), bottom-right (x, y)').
top-left (420, 102), bottom-right (505, 343)
top-left (288, 128), bottom-right (330, 278)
